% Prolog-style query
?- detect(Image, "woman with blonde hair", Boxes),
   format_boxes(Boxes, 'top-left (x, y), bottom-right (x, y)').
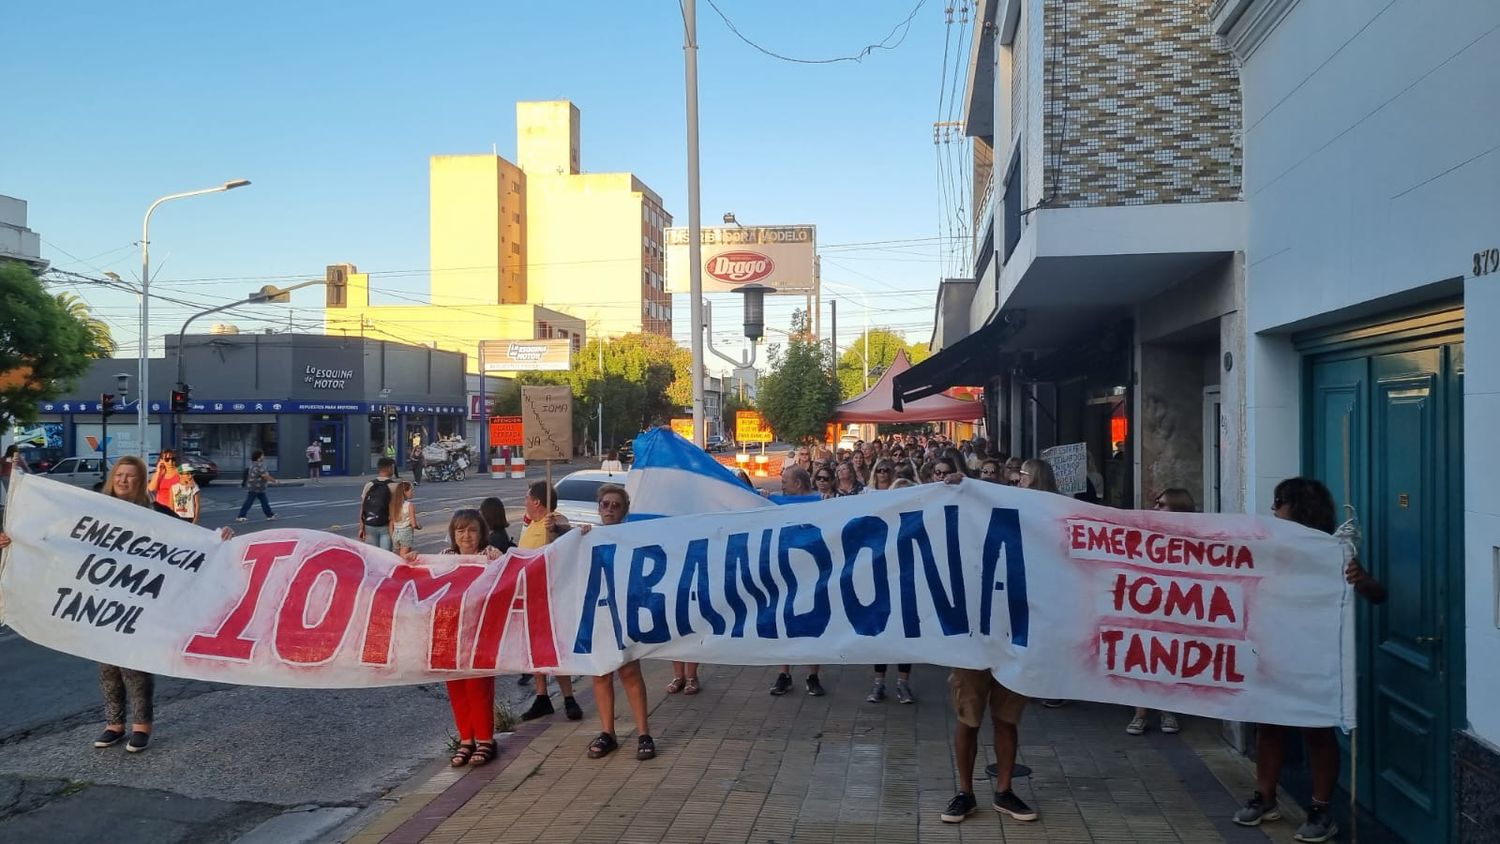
top-left (1016, 458), bottom-right (1059, 493)
top-left (0, 456), bottom-right (232, 753)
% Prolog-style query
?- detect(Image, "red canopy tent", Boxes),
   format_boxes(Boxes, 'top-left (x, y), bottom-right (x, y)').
top-left (832, 350), bottom-right (984, 423)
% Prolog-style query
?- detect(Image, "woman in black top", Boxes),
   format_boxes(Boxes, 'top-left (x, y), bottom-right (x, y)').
top-left (479, 496), bottom-right (512, 553)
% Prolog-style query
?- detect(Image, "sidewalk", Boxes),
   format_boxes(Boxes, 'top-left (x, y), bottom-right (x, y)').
top-left (343, 663), bottom-right (1302, 844)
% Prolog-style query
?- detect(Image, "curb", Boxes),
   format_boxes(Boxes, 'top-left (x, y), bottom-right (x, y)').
top-left (336, 683), bottom-right (599, 844)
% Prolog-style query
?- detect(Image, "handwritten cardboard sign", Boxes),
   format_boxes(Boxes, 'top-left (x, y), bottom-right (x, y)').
top-left (521, 386), bottom-right (572, 460)
top-left (1041, 442), bottom-right (1088, 495)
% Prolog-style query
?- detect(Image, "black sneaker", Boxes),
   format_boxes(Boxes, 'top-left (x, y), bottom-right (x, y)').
top-left (125, 731), bottom-right (151, 753)
top-left (1232, 791), bottom-right (1281, 826)
top-left (521, 695), bottom-right (554, 721)
top-left (636, 734), bottom-right (656, 761)
top-left (940, 791), bottom-right (977, 823)
top-left (806, 674), bottom-right (827, 696)
top-left (993, 789), bottom-right (1037, 821)
top-left (769, 672), bottom-right (793, 696)
top-left (563, 696), bottom-right (583, 721)
top-left (93, 729), bottom-right (124, 749)
top-left (1294, 802), bottom-right (1338, 843)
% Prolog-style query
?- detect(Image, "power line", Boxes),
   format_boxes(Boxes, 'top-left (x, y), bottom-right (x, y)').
top-left (704, 0), bottom-right (931, 65)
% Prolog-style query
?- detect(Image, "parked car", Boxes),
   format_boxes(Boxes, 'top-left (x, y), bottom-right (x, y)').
top-left (552, 468), bottom-right (630, 527)
top-left (705, 435), bottom-right (730, 453)
top-left (45, 456), bottom-right (110, 490)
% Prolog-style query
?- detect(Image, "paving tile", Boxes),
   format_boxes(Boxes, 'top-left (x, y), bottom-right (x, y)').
top-left (361, 662), bottom-right (1282, 843)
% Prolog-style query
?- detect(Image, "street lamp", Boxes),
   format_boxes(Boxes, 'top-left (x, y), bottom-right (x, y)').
top-left (172, 279), bottom-right (317, 446)
top-left (823, 280), bottom-right (870, 390)
top-left (138, 178), bottom-right (251, 457)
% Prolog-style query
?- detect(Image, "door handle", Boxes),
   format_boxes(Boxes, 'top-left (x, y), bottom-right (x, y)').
top-left (1415, 634), bottom-right (1442, 644)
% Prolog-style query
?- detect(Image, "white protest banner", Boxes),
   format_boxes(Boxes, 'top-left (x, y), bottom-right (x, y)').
top-left (0, 474), bottom-right (1355, 727)
top-left (1041, 442), bottom-right (1088, 495)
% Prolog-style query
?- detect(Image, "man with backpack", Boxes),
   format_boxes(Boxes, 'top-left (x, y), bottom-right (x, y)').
top-left (357, 457), bottom-right (398, 551)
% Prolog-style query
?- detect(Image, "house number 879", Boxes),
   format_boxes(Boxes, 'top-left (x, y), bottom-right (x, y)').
top-left (1476, 248), bottom-right (1500, 277)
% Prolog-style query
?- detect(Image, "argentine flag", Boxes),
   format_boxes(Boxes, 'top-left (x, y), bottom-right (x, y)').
top-left (623, 428), bottom-right (773, 520)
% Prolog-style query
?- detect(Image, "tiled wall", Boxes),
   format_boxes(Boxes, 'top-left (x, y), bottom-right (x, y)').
top-left (1042, 0), bottom-right (1241, 207)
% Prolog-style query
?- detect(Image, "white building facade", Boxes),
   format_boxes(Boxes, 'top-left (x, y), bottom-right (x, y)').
top-left (1212, 1), bottom-right (1499, 839)
top-left (910, 0), bottom-right (1499, 838)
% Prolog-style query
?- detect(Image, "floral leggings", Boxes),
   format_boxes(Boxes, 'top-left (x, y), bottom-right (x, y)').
top-left (101, 664), bottom-right (154, 725)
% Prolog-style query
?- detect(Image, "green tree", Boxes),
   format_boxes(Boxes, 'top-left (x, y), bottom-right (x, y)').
top-left (836, 328), bottom-right (931, 398)
top-left (757, 310), bottom-right (840, 445)
top-left (0, 263), bottom-right (116, 426)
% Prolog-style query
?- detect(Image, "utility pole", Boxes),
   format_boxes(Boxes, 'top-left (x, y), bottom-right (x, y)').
top-left (683, 0), bottom-right (707, 447)
top-left (830, 299), bottom-right (838, 378)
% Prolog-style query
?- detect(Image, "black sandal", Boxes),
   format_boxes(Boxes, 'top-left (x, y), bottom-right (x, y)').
top-left (469, 740), bottom-right (498, 766)
top-left (587, 732), bottom-right (619, 759)
top-left (450, 741), bottom-right (475, 767)
top-left (636, 734), bottom-right (656, 761)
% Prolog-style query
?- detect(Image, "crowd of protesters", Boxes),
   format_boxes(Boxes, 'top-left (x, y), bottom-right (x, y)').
top-left (0, 425), bottom-right (1375, 841)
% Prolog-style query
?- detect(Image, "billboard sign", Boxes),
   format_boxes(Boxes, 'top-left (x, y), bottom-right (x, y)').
top-left (481, 339), bottom-right (571, 373)
top-left (666, 225), bottom-right (815, 294)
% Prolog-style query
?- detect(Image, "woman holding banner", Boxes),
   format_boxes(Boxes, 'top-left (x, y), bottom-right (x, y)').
top-left (405, 509), bottom-right (504, 767)
top-left (0, 456), bottom-right (233, 753)
top-left (1233, 477), bottom-right (1386, 843)
top-left (1125, 488), bottom-right (1197, 737)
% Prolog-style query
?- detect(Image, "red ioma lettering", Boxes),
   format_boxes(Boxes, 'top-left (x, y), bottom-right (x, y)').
top-left (1104, 570), bottom-right (1242, 629)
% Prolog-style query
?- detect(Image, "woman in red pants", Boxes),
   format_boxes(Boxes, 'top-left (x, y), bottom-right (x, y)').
top-left (407, 508), bottom-right (503, 767)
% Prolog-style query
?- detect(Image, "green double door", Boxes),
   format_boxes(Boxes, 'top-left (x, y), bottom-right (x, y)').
top-left (1305, 319), bottom-right (1464, 842)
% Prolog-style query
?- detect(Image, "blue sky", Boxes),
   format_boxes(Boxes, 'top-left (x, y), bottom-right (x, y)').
top-left (2, 0), bottom-right (976, 367)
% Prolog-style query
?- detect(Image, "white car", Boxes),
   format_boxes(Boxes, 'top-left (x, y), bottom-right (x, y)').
top-left (44, 456), bottom-right (110, 490)
top-left (552, 468), bottom-right (630, 527)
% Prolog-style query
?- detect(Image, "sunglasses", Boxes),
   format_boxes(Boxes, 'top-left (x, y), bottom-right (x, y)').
top-left (1019, 470), bottom-right (1033, 477)
top-left (933, 468), bottom-right (951, 477)
top-left (815, 475), bottom-right (833, 482)
top-left (980, 468), bottom-right (997, 476)
top-left (875, 467), bottom-right (892, 474)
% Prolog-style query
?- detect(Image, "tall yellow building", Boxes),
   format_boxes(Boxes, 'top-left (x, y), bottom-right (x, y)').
top-left (327, 100), bottom-right (671, 368)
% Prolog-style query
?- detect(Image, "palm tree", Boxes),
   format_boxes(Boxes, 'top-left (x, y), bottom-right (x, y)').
top-left (54, 292), bottom-right (116, 357)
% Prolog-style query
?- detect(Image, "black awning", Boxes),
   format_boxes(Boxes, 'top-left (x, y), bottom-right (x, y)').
top-left (893, 318), bottom-right (1018, 410)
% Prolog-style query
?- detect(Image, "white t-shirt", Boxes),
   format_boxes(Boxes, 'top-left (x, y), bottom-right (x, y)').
top-left (306, 443), bottom-right (322, 462)
top-left (601, 459), bottom-right (624, 472)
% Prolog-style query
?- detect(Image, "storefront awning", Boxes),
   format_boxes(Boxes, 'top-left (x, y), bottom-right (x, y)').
top-left (834, 350), bottom-right (984, 423)
top-left (893, 318), bottom-right (1017, 410)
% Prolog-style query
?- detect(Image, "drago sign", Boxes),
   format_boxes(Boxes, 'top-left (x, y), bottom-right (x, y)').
top-left (666, 225), bottom-right (815, 294)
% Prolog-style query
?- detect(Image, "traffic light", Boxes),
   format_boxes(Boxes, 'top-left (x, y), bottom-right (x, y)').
top-left (100, 393), bottom-right (116, 418)
top-left (171, 384), bottom-right (191, 413)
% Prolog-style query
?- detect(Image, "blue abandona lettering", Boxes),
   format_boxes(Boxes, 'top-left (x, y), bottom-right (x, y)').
top-left (573, 506), bottom-right (1029, 655)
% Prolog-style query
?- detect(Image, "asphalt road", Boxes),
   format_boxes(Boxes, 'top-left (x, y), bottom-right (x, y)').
top-left (0, 471), bottom-right (557, 844)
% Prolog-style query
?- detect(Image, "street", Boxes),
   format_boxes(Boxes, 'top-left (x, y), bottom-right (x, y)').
top-left (0, 472), bottom-right (552, 844)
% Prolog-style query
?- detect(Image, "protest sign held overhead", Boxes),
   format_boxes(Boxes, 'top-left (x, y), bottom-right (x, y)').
top-left (1041, 442), bottom-right (1089, 496)
top-left (521, 385), bottom-right (572, 460)
top-left (0, 473), bottom-right (1355, 728)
